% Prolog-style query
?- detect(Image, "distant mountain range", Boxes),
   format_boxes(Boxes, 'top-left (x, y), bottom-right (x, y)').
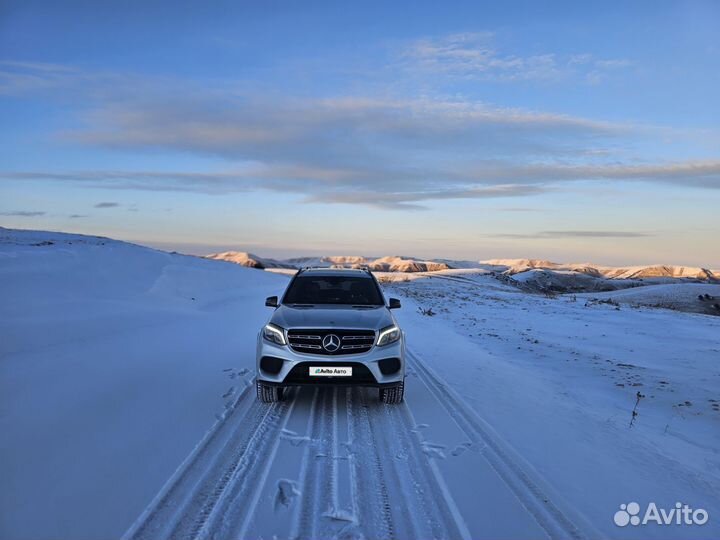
top-left (480, 259), bottom-right (719, 281)
top-left (204, 252), bottom-right (719, 281)
top-left (204, 251), bottom-right (296, 269)
top-left (204, 253), bottom-right (452, 273)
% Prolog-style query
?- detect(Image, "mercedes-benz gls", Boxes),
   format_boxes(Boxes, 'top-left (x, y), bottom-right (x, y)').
top-left (256, 267), bottom-right (406, 403)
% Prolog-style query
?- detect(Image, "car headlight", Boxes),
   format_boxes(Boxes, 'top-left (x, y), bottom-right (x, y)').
top-left (376, 325), bottom-right (401, 347)
top-left (263, 323), bottom-right (287, 346)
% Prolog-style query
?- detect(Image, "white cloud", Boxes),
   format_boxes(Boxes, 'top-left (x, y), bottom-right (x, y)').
top-left (399, 32), bottom-right (632, 82)
top-left (1, 61), bottom-right (716, 210)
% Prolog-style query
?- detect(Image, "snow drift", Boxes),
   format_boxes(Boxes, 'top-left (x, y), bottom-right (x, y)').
top-left (0, 228), bottom-right (289, 540)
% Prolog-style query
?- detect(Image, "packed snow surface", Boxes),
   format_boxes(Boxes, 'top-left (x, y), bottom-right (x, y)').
top-left (1, 228), bottom-right (719, 540)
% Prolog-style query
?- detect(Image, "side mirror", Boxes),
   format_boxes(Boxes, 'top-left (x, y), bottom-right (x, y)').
top-left (388, 298), bottom-right (401, 309)
top-left (265, 296), bottom-right (278, 308)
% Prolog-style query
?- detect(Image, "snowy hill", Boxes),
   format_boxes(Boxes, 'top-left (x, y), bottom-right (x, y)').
top-left (204, 250), bottom-right (297, 269)
top-left (482, 258), bottom-right (562, 270)
top-left (578, 282), bottom-right (720, 316)
top-left (0, 228), bottom-right (289, 539)
top-left (603, 264), bottom-right (717, 280)
top-left (481, 258), bottom-right (718, 281)
top-left (382, 272), bottom-right (720, 539)
top-left (508, 267), bottom-right (620, 292)
top-left (208, 252), bottom-right (452, 272)
top-left (285, 255), bottom-right (371, 266)
top-left (368, 255), bottom-right (451, 272)
top-left (206, 250), bottom-right (719, 282)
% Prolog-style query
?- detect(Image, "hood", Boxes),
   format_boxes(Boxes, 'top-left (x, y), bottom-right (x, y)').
top-left (270, 304), bottom-right (394, 331)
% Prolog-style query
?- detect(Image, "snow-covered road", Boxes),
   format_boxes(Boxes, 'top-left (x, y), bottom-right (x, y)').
top-left (124, 348), bottom-right (588, 540)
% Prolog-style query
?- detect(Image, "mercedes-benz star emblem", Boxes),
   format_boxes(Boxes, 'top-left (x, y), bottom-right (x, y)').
top-left (322, 334), bottom-right (341, 352)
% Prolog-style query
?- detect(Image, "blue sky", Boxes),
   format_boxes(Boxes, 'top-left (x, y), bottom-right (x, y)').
top-left (1, 0), bottom-right (719, 266)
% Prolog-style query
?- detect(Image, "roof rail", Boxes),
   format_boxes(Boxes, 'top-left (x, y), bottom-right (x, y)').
top-left (296, 265), bottom-right (373, 273)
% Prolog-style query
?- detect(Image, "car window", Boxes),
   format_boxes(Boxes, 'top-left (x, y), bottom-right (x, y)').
top-left (283, 275), bottom-right (384, 305)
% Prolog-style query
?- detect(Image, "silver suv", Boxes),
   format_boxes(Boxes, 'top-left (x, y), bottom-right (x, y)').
top-left (256, 267), bottom-right (406, 403)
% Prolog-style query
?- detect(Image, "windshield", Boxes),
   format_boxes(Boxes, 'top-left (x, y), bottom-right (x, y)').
top-left (283, 275), bottom-right (384, 306)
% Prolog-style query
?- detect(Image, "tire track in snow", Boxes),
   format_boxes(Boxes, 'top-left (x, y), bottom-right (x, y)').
top-left (193, 394), bottom-right (297, 540)
top-left (349, 386), bottom-right (396, 539)
top-left (292, 387), bottom-right (342, 539)
top-left (288, 386), bottom-right (321, 539)
top-left (383, 399), bottom-right (471, 540)
top-left (408, 349), bottom-right (588, 540)
top-left (124, 383), bottom-right (471, 540)
top-left (126, 354), bottom-right (584, 540)
top-left (122, 382), bottom-right (294, 540)
top-left (350, 387), bottom-right (470, 540)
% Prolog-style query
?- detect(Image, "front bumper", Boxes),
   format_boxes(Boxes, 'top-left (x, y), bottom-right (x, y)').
top-left (256, 332), bottom-right (405, 386)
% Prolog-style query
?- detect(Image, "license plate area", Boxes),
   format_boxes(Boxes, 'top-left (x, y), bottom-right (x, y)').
top-left (309, 366), bottom-right (353, 377)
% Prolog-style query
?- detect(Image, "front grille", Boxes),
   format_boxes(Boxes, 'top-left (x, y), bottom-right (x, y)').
top-left (287, 329), bottom-right (376, 355)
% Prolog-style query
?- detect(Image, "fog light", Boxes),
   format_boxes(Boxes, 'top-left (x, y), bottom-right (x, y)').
top-left (260, 356), bottom-right (284, 375)
top-left (378, 358), bottom-right (401, 375)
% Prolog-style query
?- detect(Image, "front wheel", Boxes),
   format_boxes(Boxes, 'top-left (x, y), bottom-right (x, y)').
top-left (379, 380), bottom-right (405, 404)
top-left (256, 380), bottom-right (284, 403)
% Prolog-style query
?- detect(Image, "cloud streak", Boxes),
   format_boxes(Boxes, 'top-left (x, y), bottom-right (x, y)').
top-left (399, 33), bottom-right (633, 83)
top-left (492, 230), bottom-right (653, 239)
top-left (3, 159), bottom-right (719, 210)
top-left (1, 61), bottom-right (717, 209)
top-left (66, 96), bottom-right (626, 169)
top-left (0, 210), bottom-right (46, 217)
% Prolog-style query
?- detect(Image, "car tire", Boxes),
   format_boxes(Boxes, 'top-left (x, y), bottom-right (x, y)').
top-left (256, 380), bottom-right (284, 403)
top-left (379, 380), bottom-right (404, 404)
